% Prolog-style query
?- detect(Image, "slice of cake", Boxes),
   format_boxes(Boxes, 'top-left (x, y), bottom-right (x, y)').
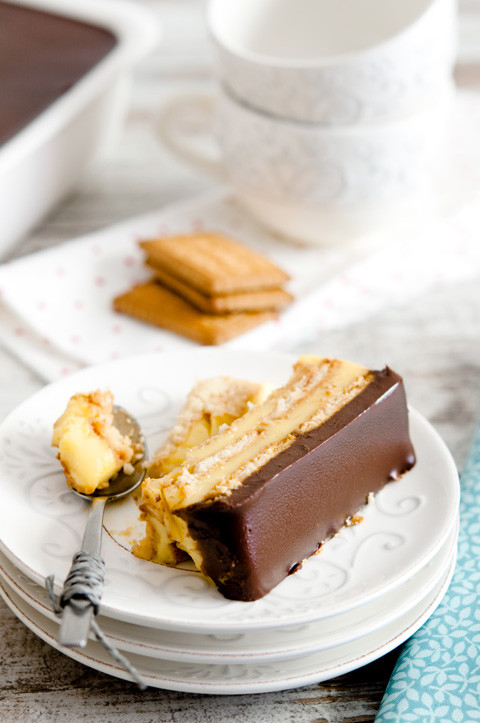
top-left (52, 390), bottom-right (135, 495)
top-left (134, 376), bottom-right (270, 564)
top-left (140, 356), bottom-right (415, 601)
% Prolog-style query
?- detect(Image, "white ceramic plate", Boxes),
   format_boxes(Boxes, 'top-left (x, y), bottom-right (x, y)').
top-left (0, 520), bottom-right (458, 663)
top-left (0, 350), bottom-right (460, 632)
top-left (0, 554), bottom-right (456, 694)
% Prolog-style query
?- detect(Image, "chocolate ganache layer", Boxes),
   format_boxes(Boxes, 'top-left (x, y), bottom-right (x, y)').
top-left (176, 367), bottom-right (415, 601)
top-left (0, 2), bottom-right (117, 147)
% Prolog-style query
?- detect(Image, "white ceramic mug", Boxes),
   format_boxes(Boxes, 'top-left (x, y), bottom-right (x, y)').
top-left (207, 0), bottom-right (457, 124)
top-left (157, 85), bottom-right (452, 246)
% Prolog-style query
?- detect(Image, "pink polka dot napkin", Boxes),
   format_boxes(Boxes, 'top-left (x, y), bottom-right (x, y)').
top-left (0, 184), bottom-right (479, 382)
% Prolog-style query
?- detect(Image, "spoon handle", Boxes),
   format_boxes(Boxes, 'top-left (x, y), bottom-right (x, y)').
top-left (58, 497), bottom-right (107, 648)
top-left (79, 496), bottom-right (107, 555)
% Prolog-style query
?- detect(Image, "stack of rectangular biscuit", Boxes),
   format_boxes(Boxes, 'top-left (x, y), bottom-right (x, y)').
top-left (114, 233), bottom-right (293, 345)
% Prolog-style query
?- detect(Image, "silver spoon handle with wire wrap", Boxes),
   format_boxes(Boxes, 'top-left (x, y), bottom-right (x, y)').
top-left (58, 497), bottom-right (107, 648)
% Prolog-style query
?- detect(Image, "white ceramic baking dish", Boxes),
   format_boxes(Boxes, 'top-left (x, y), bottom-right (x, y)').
top-left (0, 0), bottom-right (160, 258)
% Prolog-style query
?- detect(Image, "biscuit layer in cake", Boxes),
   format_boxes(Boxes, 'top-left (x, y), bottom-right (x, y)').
top-left (134, 377), bottom-right (270, 564)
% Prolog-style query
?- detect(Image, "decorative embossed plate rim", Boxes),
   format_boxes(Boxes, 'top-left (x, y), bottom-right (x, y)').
top-left (0, 553), bottom-right (456, 693)
top-left (0, 350), bottom-right (460, 632)
top-left (0, 521), bottom-right (458, 663)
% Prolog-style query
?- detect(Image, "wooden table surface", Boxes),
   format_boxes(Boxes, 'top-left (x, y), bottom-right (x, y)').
top-left (1, 3), bottom-right (479, 721)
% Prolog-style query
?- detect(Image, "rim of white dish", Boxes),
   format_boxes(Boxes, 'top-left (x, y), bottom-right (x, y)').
top-left (217, 80), bottom-right (454, 132)
top-left (207, 0), bottom-right (445, 68)
top-left (0, 551), bottom-right (456, 694)
top-left (0, 517), bottom-right (458, 664)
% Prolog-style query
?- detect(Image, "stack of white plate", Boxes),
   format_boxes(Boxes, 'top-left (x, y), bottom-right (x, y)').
top-left (0, 351), bottom-right (460, 694)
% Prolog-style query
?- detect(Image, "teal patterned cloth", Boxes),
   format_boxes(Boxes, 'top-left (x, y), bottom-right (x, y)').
top-left (375, 423), bottom-right (480, 723)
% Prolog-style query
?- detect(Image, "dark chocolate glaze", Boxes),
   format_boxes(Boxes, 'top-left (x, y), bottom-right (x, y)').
top-left (176, 368), bottom-right (416, 601)
top-left (0, 2), bottom-right (117, 147)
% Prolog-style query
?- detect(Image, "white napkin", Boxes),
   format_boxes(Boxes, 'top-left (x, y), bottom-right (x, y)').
top-left (0, 189), bottom-right (371, 380)
top-left (1, 92), bottom-right (480, 383)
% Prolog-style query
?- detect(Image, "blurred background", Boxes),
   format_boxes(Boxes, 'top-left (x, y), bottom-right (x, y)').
top-left (14, 0), bottom-right (479, 257)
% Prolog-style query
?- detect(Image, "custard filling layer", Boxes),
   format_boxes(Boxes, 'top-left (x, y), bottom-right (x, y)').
top-left (52, 390), bottom-right (134, 495)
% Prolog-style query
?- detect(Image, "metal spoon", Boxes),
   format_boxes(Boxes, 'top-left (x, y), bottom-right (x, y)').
top-left (58, 406), bottom-right (146, 648)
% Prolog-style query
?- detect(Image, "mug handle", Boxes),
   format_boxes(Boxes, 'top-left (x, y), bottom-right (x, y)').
top-left (156, 93), bottom-right (226, 181)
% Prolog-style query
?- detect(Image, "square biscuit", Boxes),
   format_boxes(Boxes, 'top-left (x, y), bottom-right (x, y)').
top-left (146, 262), bottom-right (294, 314)
top-left (113, 282), bottom-right (277, 345)
top-left (140, 232), bottom-right (290, 295)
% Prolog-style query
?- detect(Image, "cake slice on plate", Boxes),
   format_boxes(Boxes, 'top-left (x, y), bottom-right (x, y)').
top-left (139, 356), bottom-right (415, 600)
